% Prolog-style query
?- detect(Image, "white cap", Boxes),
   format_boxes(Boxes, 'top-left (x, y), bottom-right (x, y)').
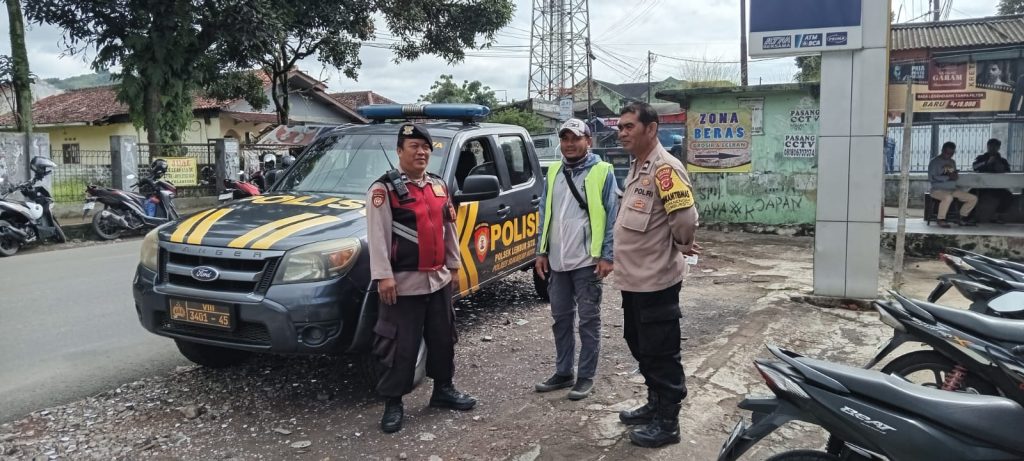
top-left (558, 118), bottom-right (591, 137)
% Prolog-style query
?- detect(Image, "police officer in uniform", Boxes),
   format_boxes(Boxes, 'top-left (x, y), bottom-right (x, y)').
top-left (366, 123), bottom-right (476, 434)
top-left (613, 102), bottom-right (699, 448)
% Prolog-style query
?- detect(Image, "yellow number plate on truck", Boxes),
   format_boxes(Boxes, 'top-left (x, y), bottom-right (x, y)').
top-left (169, 298), bottom-right (234, 330)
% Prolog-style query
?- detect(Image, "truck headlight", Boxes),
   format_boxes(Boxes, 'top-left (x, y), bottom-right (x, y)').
top-left (274, 238), bottom-right (361, 284)
top-left (140, 227), bottom-right (161, 271)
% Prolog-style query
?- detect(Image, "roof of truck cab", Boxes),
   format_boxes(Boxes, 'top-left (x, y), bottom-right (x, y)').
top-left (324, 121), bottom-right (523, 139)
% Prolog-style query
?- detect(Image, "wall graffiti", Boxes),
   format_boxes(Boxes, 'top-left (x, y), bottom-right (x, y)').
top-left (698, 195), bottom-right (806, 221)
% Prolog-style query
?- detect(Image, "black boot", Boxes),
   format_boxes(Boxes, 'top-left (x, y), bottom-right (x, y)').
top-left (629, 403), bottom-right (681, 448)
top-left (380, 397), bottom-right (403, 433)
top-left (429, 381), bottom-right (477, 411)
top-left (619, 391), bottom-right (657, 425)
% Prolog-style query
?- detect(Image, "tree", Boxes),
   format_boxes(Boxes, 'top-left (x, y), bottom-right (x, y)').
top-left (489, 107), bottom-right (545, 134)
top-left (675, 52), bottom-right (738, 87)
top-left (794, 56), bottom-right (821, 82)
top-left (419, 74), bottom-right (501, 108)
top-left (999, 0), bottom-right (1024, 14)
top-left (5, 0), bottom-right (32, 134)
top-left (237, 0), bottom-right (514, 124)
top-left (26, 1), bottom-right (275, 154)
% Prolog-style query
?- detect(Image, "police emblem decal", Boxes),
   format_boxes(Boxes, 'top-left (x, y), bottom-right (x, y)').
top-left (472, 225), bottom-right (490, 263)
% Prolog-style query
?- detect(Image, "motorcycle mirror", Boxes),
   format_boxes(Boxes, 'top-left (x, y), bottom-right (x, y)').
top-left (127, 174), bottom-right (137, 180)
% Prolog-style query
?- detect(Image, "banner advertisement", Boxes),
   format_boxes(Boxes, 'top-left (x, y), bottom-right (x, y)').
top-left (686, 109), bottom-right (752, 173)
top-left (158, 157), bottom-right (198, 187)
top-left (888, 60), bottom-right (1024, 113)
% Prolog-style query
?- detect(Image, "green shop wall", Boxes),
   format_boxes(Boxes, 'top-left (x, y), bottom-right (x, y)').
top-left (688, 91), bottom-right (819, 225)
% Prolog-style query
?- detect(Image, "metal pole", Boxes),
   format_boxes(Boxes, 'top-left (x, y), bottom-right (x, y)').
top-left (740, 0), bottom-right (748, 86)
top-left (893, 77), bottom-right (915, 289)
top-left (647, 51), bottom-right (652, 103)
top-left (933, 0), bottom-right (940, 21)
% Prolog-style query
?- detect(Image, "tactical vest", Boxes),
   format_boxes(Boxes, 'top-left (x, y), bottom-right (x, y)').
top-left (379, 174), bottom-right (454, 272)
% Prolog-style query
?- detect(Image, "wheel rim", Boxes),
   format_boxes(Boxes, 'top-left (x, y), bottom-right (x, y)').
top-left (96, 213), bottom-right (121, 237)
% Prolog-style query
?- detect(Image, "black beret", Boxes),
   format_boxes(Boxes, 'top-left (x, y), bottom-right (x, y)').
top-left (397, 123), bottom-right (433, 150)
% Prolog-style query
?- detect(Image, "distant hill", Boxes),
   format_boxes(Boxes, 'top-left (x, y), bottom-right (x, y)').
top-left (43, 71), bottom-right (116, 90)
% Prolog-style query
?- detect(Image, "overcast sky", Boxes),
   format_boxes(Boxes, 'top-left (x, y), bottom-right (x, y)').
top-left (0, 0), bottom-right (1002, 104)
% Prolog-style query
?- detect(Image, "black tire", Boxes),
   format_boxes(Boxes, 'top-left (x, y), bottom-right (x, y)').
top-left (765, 450), bottom-right (840, 461)
top-left (174, 339), bottom-right (252, 368)
top-left (359, 339), bottom-right (427, 392)
top-left (880, 350), bottom-right (999, 395)
top-left (0, 220), bottom-right (20, 257)
top-left (533, 269), bottom-right (549, 301)
top-left (92, 208), bottom-right (123, 240)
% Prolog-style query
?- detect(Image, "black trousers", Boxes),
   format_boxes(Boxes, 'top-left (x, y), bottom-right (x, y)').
top-left (373, 283), bottom-right (457, 398)
top-left (622, 282), bottom-right (687, 405)
top-left (976, 188), bottom-right (1015, 214)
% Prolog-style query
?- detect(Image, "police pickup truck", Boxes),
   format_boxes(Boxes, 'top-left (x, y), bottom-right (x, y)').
top-left (132, 104), bottom-right (546, 379)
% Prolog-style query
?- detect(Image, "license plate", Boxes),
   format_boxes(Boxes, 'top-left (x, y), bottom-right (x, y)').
top-left (82, 202), bottom-right (95, 211)
top-left (218, 192), bottom-right (234, 201)
top-left (169, 298), bottom-right (234, 330)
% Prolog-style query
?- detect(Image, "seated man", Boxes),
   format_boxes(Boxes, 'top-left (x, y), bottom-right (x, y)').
top-left (929, 141), bottom-right (978, 228)
top-left (972, 138), bottom-right (1014, 224)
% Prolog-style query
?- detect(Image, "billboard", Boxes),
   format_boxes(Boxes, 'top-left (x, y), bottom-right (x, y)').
top-left (749, 0), bottom-right (863, 56)
top-left (686, 109), bottom-right (753, 173)
top-left (888, 59), bottom-right (1024, 114)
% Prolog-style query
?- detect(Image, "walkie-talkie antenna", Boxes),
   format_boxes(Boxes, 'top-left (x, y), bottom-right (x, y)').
top-left (379, 141), bottom-right (398, 168)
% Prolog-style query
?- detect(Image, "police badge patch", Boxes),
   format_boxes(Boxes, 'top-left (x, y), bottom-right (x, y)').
top-left (371, 189), bottom-right (386, 208)
top-left (403, 125), bottom-right (414, 135)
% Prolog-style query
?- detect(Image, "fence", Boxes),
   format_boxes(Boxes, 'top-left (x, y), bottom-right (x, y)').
top-left (138, 143), bottom-right (217, 198)
top-left (49, 149), bottom-right (116, 202)
top-left (886, 122), bottom-right (1024, 173)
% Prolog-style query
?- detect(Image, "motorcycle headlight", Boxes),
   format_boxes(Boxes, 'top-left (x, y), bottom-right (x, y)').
top-left (273, 238), bottom-right (361, 284)
top-left (140, 227), bottom-right (161, 271)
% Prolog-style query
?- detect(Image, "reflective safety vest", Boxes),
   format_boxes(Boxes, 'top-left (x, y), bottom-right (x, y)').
top-left (379, 174), bottom-right (453, 272)
top-left (539, 161), bottom-right (613, 258)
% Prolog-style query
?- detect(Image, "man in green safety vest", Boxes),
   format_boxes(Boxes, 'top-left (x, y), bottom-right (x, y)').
top-left (534, 118), bottom-right (620, 400)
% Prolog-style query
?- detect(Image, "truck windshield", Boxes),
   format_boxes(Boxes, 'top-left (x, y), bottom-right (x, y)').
top-left (275, 133), bottom-right (450, 195)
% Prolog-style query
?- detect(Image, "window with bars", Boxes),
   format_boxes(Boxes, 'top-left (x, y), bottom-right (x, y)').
top-left (62, 143), bottom-right (81, 164)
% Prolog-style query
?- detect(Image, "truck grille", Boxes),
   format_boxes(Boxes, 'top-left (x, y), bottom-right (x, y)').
top-left (161, 249), bottom-right (279, 294)
top-left (157, 313), bottom-right (271, 345)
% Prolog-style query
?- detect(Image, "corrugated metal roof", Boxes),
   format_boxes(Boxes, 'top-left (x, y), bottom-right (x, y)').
top-left (892, 15), bottom-right (1024, 51)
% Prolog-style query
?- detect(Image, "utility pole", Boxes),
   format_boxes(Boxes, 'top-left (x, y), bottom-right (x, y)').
top-left (647, 51), bottom-right (653, 103)
top-left (933, 0), bottom-right (941, 21)
top-left (586, 37), bottom-right (594, 120)
top-left (892, 77), bottom-right (915, 289)
top-left (740, 0), bottom-right (748, 86)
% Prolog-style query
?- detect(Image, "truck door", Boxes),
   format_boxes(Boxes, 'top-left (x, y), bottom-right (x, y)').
top-left (447, 136), bottom-right (504, 298)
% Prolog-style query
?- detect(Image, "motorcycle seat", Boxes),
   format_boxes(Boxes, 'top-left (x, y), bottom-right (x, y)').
top-left (798, 356), bottom-right (1024, 451)
top-left (912, 299), bottom-right (1024, 344)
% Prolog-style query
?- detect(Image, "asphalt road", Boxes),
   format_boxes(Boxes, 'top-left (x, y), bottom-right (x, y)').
top-left (0, 240), bottom-right (188, 422)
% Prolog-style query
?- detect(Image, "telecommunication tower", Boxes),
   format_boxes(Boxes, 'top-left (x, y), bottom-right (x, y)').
top-left (527, 0), bottom-right (591, 102)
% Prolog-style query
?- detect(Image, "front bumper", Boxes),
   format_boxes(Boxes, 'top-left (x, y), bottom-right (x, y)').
top-left (132, 265), bottom-right (365, 354)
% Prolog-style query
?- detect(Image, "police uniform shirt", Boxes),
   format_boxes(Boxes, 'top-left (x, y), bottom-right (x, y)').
top-left (366, 169), bottom-right (461, 296)
top-left (613, 143), bottom-right (698, 292)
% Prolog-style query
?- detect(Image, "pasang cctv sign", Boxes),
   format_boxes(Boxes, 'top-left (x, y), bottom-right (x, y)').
top-left (749, 0), bottom-right (863, 57)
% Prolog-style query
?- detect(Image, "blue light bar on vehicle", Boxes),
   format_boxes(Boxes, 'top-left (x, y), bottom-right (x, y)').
top-left (358, 104), bottom-right (491, 122)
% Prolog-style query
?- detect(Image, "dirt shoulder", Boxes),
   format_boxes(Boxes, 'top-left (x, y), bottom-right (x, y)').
top-left (0, 231), bottom-right (948, 460)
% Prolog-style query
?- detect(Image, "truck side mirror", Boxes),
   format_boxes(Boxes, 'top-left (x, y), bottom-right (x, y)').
top-left (454, 175), bottom-right (500, 202)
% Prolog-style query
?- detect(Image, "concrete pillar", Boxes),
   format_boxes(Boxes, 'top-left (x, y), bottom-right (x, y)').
top-left (214, 138), bottom-right (240, 190)
top-left (814, 0), bottom-right (888, 298)
top-left (0, 133), bottom-right (50, 190)
top-left (110, 135), bottom-right (139, 190)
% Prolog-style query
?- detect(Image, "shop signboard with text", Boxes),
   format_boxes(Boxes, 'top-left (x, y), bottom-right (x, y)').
top-left (888, 59), bottom-right (1024, 115)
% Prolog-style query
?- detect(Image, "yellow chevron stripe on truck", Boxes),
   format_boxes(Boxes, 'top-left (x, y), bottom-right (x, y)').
top-left (455, 201), bottom-right (480, 296)
top-left (169, 209), bottom-right (217, 243)
top-left (227, 213), bottom-right (321, 249)
top-left (186, 208), bottom-right (234, 245)
top-left (249, 215), bottom-right (342, 250)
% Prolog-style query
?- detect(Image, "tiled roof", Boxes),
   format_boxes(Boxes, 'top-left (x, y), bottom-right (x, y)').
top-left (0, 85), bottom-right (238, 126)
top-left (892, 15), bottom-right (1024, 51)
top-left (330, 91), bottom-right (397, 110)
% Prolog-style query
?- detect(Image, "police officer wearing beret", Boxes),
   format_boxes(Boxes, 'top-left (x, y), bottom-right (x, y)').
top-left (613, 102), bottom-right (699, 448)
top-left (366, 123), bottom-right (476, 434)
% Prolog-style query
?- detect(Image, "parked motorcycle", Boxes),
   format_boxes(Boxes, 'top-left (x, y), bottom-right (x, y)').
top-left (718, 345), bottom-right (1024, 460)
top-left (928, 248), bottom-right (1024, 307)
top-left (200, 166), bottom-right (260, 203)
top-left (868, 291), bottom-right (1024, 405)
top-left (0, 157), bottom-right (67, 256)
top-left (83, 159), bottom-right (179, 240)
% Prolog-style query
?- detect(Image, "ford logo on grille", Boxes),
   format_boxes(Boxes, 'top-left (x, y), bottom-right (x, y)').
top-left (191, 266), bottom-right (220, 282)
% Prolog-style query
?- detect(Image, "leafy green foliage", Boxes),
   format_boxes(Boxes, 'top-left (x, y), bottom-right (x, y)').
top-left (488, 107), bottom-right (545, 134)
top-left (794, 56), bottom-right (821, 83)
top-left (43, 71), bottom-right (115, 90)
top-left (999, 0), bottom-right (1024, 15)
top-left (419, 74), bottom-right (500, 108)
